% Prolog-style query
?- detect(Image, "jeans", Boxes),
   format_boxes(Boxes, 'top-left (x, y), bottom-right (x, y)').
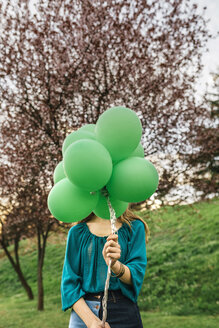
top-left (68, 289), bottom-right (143, 328)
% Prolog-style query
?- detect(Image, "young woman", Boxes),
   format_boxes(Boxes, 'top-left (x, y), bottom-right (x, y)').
top-left (61, 208), bottom-right (150, 328)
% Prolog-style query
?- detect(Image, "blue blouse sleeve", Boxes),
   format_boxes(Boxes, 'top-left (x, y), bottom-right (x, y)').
top-left (118, 220), bottom-right (147, 303)
top-left (61, 227), bottom-right (86, 312)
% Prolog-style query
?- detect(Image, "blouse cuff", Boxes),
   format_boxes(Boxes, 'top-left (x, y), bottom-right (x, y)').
top-left (62, 287), bottom-right (86, 312)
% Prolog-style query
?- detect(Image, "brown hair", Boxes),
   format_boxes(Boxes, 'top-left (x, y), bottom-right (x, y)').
top-left (73, 206), bottom-right (150, 244)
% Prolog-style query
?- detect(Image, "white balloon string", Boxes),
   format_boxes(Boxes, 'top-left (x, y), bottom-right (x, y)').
top-left (100, 190), bottom-right (118, 327)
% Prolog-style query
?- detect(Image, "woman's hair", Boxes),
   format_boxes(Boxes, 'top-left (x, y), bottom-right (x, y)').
top-left (73, 206), bottom-right (150, 244)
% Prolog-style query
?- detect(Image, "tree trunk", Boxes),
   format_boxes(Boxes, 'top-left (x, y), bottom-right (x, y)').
top-left (37, 247), bottom-right (44, 311)
top-left (37, 222), bottom-right (53, 311)
top-left (1, 238), bottom-right (34, 300)
top-left (16, 263), bottom-right (34, 300)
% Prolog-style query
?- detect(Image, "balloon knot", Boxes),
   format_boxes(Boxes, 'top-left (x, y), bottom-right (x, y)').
top-left (100, 186), bottom-right (109, 198)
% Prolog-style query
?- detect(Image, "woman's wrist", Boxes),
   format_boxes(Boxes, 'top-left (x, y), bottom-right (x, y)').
top-left (111, 261), bottom-right (132, 285)
top-left (111, 260), bottom-right (121, 274)
top-left (87, 316), bottom-right (102, 328)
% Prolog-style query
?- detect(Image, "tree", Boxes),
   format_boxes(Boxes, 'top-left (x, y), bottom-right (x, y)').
top-left (0, 0), bottom-right (211, 310)
top-left (186, 70), bottom-right (219, 197)
top-left (0, 165), bottom-right (35, 300)
top-left (0, 161), bottom-right (57, 306)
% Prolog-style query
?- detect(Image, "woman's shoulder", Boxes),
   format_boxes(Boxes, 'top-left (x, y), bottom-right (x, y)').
top-left (68, 222), bottom-right (85, 237)
top-left (130, 218), bottom-right (145, 227)
top-left (129, 218), bottom-right (145, 234)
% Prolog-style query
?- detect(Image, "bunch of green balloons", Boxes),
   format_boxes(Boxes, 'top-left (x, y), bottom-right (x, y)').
top-left (48, 106), bottom-right (159, 222)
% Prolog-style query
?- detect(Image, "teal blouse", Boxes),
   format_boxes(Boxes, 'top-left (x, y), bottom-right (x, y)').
top-left (60, 219), bottom-right (147, 312)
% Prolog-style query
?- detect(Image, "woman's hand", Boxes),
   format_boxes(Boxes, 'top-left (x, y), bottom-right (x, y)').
top-left (89, 317), bottom-right (111, 328)
top-left (102, 233), bottom-right (121, 267)
top-left (90, 319), bottom-right (111, 328)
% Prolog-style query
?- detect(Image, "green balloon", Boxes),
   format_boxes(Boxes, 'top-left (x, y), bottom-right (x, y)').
top-left (107, 157), bottom-right (159, 202)
top-left (129, 143), bottom-right (144, 158)
top-left (95, 106), bottom-right (142, 162)
top-left (64, 139), bottom-right (113, 192)
top-left (113, 143), bottom-right (144, 166)
top-left (47, 178), bottom-right (99, 222)
top-left (53, 161), bottom-right (66, 184)
top-left (79, 124), bottom-right (96, 133)
top-left (62, 130), bottom-right (95, 155)
top-left (94, 193), bottom-right (129, 220)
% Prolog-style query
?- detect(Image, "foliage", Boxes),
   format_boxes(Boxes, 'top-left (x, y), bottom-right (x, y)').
top-left (0, 0), bottom-right (212, 202)
top-left (185, 70), bottom-right (219, 197)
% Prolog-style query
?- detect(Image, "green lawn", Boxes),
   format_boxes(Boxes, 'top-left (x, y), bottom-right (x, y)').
top-left (0, 293), bottom-right (218, 328)
top-left (138, 197), bottom-right (219, 316)
top-left (0, 197), bottom-right (218, 327)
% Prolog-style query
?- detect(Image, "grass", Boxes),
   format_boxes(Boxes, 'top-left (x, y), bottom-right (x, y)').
top-left (137, 197), bottom-right (219, 316)
top-left (0, 295), bottom-right (218, 328)
top-left (0, 197), bottom-right (218, 327)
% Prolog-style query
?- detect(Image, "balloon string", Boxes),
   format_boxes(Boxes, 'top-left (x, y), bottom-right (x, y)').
top-left (100, 191), bottom-right (117, 327)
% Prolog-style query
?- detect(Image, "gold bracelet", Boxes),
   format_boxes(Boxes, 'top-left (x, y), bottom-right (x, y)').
top-left (111, 261), bottom-right (125, 278)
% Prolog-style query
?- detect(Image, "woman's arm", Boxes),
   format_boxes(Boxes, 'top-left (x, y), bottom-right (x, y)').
top-left (103, 221), bottom-right (147, 302)
top-left (72, 297), bottom-right (101, 328)
top-left (103, 234), bottom-right (132, 285)
top-left (111, 260), bottom-right (132, 285)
